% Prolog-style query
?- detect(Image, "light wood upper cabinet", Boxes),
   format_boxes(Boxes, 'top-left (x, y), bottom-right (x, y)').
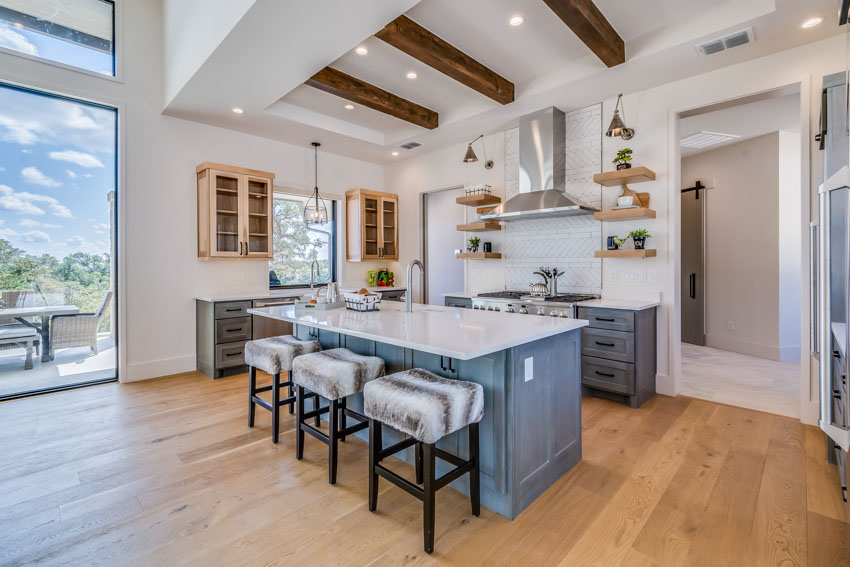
top-left (346, 189), bottom-right (398, 261)
top-left (197, 163), bottom-right (275, 260)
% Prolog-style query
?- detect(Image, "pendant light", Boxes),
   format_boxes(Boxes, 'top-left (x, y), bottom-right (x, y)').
top-left (462, 134), bottom-right (494, 169)
top-left (606, 94), bottom-right (635, 140)
top-left (303, 142), bottom-right (329, 225)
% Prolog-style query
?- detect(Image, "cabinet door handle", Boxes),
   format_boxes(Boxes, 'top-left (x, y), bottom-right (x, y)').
top-left (225, 351), bottom-right (242, 357)
top-left (225, 308), bottom-right (241, 312)
top-left (595, 341), bottom-right (616, 347)
top-left (689, 273), bottom-right (696, 299)
top-left (595, 371), bottom-right (615, 378)
top-left (595, 317), bottom-right (615, 322)
top-left (225, 327), bottom-right (243, 332)
top-left (239, 241), bottom-right (243, 255)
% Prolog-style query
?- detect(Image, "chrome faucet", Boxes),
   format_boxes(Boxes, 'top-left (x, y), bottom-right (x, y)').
top-left (310, 260), bottom-right (320, 289)
top-left (405, 259), bottom-right (424, 313)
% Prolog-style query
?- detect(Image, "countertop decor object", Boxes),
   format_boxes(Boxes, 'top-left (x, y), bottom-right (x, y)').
top-left (303, 142), bottom-right (329, 225)
top-left (593, 166), bottom-right (656, 209)
top-left (343, 292), bottom-right (381, 312)
top-left (613, 147), bottom-right (632, 170)
top-left (605, 93), bottom-right (635, 140)
top-left (629, 229), bottom-right (652, 250)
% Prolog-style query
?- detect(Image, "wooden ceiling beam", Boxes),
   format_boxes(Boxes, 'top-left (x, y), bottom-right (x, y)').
top-left (541, 0), bottom-right (624, 67)
top-left (375, 15), bottom-right (514, 105)
top-left (305, 66), bottom-right (439, 130)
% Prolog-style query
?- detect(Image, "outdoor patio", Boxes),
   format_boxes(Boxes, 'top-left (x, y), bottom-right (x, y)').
top-left (0, 333), bottom-right (116, 397)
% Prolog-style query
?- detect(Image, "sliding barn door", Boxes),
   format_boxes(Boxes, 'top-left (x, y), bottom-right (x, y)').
top-left (681, 188), bottom-right (705, 345)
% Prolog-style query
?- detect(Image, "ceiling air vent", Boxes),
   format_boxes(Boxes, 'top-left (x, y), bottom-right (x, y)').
top-left (681, 131), bottom-right (741, 149)
top-left (695, 27), bottom-right (754, 56)
top-left (400, 141), bottom-right (421, 150)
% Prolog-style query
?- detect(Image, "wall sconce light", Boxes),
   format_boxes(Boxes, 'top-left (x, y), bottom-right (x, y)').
top-left (463, 134), bottom-right (493, 169)
top-left (606, 94), bottom-right (635, 140)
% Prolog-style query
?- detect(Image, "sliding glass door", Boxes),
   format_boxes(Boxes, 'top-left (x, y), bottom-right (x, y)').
top-left (0, 82), bottom-right (117, 399)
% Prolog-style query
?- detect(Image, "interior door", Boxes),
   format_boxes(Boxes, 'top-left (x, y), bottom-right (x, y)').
top-left (425, 187), bottom-right (466, 305)
top-left (681, 186), bottom-right (705, 345)
top-left (209, 169), bottom-right (242, 257)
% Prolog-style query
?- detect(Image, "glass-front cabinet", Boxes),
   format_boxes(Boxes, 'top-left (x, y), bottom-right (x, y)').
top-left (345, 189), bottom-right (399, 261)
top-left (197, 163), bottom-right (275, 260)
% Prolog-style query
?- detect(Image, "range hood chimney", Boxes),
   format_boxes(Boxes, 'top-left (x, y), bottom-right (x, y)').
top-left (481, 107), bottom-right (597, 221)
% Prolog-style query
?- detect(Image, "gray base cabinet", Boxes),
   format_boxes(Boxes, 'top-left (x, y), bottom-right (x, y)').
top-left (444, 296), bottom-right (472, 309)
top-left (827, 336), bottom-right (848, 504)
top-left (196, 299), bottom-right (253, 379)
top-left (577, 306), bottom-right (657, 408)
top-left (293, 323), bottom-right (582, 519)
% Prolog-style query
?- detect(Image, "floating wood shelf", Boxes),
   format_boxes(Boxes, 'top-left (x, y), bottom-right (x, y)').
top-left (476, 205), bottom-right (499, 215)
top-left (593, 208), bottom-right (657, 222)
top-left (457, 252), bottom-right (502, 260)
top-left (593, 166), bottom-right (656, 187)
top-left (456, 194), bottom-right (501, 207)
top-left (594, 249), bottom-right (657, 259)
top-left (457, 222), bottom-right (501, 232)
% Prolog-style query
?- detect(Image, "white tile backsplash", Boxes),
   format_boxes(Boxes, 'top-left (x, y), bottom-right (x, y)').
top-left (504, 105), bottom-right (602, 292)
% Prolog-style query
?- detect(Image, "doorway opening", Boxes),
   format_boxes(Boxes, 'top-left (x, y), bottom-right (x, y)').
top-left (678, 85), bottom-right (802, 418)
top-left (421, 185), bottom-right (466, 305)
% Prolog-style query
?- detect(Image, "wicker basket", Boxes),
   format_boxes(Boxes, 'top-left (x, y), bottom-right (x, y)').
top-left (344, 293), bottom-right (381, 312)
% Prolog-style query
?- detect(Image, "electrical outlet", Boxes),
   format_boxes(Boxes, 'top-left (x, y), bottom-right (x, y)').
top-left (524, 357), bottom-right (534, 382)
top-left (237, 271), bottom-right (246, 280)
top-left (648, 270), bottom-right (657, 282)
top-left (637, 270), bottom-right (646, 281)
top-left (608, 269), bottom-right (617, 282)
top-left (727, 321), bottom-right (735, 331)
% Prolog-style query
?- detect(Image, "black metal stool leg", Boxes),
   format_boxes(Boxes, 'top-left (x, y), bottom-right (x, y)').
top-left (272, 373), bottom-right (281, 444)
top-left (248, 366), bottom-right (256, 428)
top-left (339, 397), bottom-right (347, 443)
top-left (288, 380), bottom-right (294, 415)
top-left (296, 385), bottom-right (305, 459)
top-left (423, 442), bottom-right (436, 554)
top-left (415, 441), bottom-right (423, 485)
top-left (313, 394), bottom-right (322, 428)
top-left (470, 422), bottom-right (480, 517)
top-left (328, 398), bottom-right (339, 484)
top-left (368, 419), bottom-right (381, 512)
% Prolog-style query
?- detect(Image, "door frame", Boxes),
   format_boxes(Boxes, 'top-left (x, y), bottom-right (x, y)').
top-left (669, 78), bottom-right (816, 424)
top-left (419, 185), bottom-right (465, 304)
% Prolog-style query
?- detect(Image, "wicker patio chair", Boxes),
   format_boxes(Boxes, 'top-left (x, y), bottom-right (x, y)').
top-left (49, 290), bottom-right (113, 358)
top-left (0, 290), bottom-right (38, 355)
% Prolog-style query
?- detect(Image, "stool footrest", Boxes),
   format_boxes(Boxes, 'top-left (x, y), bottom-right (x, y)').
top-left (302, 423), bottom-right (330, 444)
top-left (251, 396), bottom-right (273, 412)
top-left (339, 419), bottom-right (369, 437)
top-left (435, 448), bottom-right (466, 468)
top-left (376, 463), bottom-right (424, 500)
top-left (434, 460), bottom-right (475, 492)
top-left (378, 437), bottom-right (418, 461)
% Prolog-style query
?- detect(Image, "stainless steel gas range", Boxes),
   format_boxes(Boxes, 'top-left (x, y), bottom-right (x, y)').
top-left (472, 291), bottom-right (599, 318)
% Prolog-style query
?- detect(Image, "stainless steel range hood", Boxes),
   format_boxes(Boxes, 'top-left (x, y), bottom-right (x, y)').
top-left (481, 107), bottom-right (598, 221)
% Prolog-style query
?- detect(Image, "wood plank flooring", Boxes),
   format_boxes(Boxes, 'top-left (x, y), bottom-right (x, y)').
top-left (0, 371), bottom-right (846, 566)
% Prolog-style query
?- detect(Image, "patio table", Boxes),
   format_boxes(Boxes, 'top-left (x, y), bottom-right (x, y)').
top-left (0, 305), bottom-right (80, 362)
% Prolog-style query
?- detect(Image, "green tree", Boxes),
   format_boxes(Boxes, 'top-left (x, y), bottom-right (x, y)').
top-left (270, 198), bottom-right (330, 286)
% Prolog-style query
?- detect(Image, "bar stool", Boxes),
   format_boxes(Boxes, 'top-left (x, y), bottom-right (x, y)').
top-left (363, 368), bottom-right (484, 554)
top-left (245, 335), bottom-right (321, 443)
top-left (291, 348), bottom-right (385, 484)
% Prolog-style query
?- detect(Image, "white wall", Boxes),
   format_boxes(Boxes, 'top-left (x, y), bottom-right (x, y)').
top-left (0, 0), bottom-right (384, 381)
top-left (683, 132), bottom-right (800, 361)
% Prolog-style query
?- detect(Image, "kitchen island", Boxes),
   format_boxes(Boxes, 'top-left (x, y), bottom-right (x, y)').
top-left (248, 301), bottom-right (587, 519)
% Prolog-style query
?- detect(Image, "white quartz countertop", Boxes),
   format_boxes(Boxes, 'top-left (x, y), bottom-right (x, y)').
top-left (441, 291), bottom-right (659, 310)
top-left (248, 301), bottom-right (587, 360)
top-left (196, 285), bottom-right (406, 303)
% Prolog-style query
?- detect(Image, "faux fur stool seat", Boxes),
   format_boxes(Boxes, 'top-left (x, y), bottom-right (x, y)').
top-left (245, 335), bottom-right (321, 375)
top-left (363, 368), bottom-right (484, 444)
top-left (291, 348), bottom-right (385, 401)
top-left (291, 348), bottom-right (385, 485)
top-left (363, 368), bottom-right (482, 555)
top-left (245, 335), bottom-right (322, 444)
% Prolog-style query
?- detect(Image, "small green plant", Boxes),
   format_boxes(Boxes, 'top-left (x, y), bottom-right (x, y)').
top-left (468, 236), bottom-right (481, 247)
top-left (628, 229), bottom-right (651, 239)
top-left (613, 148), bottom-right (633, 166)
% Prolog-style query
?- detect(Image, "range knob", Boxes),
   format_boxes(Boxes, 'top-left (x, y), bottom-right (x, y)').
top-left (493, 306), bottom-right (501, 312)
top-left (536, 308), bottom-right (545, 316)
top-left (519, 306), bottom-right (528, 315)
top-left (473, 304), bottom-right (479, 310)
top-left (487, 306), bottom-right (494, 311)
top-left (550, 310), bottom-right (559, 317)
top-left (505, 306), bottom-right (514, 313)
top-left (559, 312), bottom-right (570, 318)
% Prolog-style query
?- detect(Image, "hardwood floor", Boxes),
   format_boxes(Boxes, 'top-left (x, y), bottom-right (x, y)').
top-left (0, 371), bottom-right (847, 566)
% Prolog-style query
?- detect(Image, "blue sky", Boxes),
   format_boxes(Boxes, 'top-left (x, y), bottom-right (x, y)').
top-left (0, 23), bottom-right (115, 259)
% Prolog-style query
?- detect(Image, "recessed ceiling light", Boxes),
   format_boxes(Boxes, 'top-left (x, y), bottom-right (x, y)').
top-left (344, 104), bottom-right (354, 110)
top-left (509, 15), bottom-right (524, 26)
top-left (406, 71), bottom-right (418, 80)
top-left (231, 107), bottom-right (244, 114)
top-left (355, 46), bottom-right (368, 55)
top-left (392, 152), bottom-right (399, 156)
top-left (801, 17), bottom-right (823, 29)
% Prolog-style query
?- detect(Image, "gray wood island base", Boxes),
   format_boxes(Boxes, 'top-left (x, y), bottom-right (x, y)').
top-left (249, 303), bottom-right (586, 519)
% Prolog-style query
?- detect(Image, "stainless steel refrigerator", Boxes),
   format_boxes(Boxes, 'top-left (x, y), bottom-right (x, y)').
top-left (813, 71), bottom-right (850, 508)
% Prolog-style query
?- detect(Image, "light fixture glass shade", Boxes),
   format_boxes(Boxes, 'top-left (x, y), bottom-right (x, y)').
top-left (303, 142), bottom-right (329, 225)
top-left (463, 144), bottom-right (478, 163)
top-left (606, 110), bottom-right (626, 137)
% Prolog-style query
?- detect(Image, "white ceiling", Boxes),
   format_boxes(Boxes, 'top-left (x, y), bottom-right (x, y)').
top-left (680, 91), bottom-right (800, 157)
top-left (162, 0), bottom-right (841, 165)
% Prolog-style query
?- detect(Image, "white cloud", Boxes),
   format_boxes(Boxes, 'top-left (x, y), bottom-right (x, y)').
top-left (21, 167), bottom-right (62, 187)
top-left (0, 185), bottom-right (73, 218)
top-left (0, 24), bottom-right (38, 56)
top-left (84, 173), bottom-right (93, 178)
top-left (0, 227), bottom-right (18, 238)
top-left (0, 166), bottom-right (5, 172)
top-left (63, 105), bottom-right (101, 130)
top-left (65, 170), bottom-right (78, 179)
top-left (0, 115), bottom-right (44, 145)
top-left (19, 218), bottom-right (61, 229)
top-left (49, 150), bottom-right (104, 168)
top-left (20, 230), bottom-right (50, 243)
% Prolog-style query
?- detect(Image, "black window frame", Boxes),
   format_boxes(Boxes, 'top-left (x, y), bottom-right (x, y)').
top-left (269, 197), bottom-right (338, 290)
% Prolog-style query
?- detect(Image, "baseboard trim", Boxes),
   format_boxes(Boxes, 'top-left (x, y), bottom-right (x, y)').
top-left (704, 335), bottom-right (799, 362)
top-left (655, 373), bottom-right (676, 396)
top-left (124, 355), bottom-right (196, 382)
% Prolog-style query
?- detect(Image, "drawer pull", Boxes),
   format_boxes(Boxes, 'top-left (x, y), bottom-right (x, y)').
top-left (225, 308), bottom-right (242, 312)
top-left (835, 390), bottom-right (842, 399)
top-left (225, 351), bottom-right (243, 357)
top-left (595, 341), bottom-right (616, 347)
top-left (225, 327), bottom-right (243, 332)
top-left (595, 317), bottom-right (615, 322)
top-left (595, 371), bottom-right (616, 378)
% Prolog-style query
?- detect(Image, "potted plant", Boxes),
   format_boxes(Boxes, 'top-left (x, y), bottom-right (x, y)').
top-left (613, 148), bottom-right (633, 170)
top-left (629, 229), bottom-right (652, 249)
top-left (468, 236), bottom-right (481, 253)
